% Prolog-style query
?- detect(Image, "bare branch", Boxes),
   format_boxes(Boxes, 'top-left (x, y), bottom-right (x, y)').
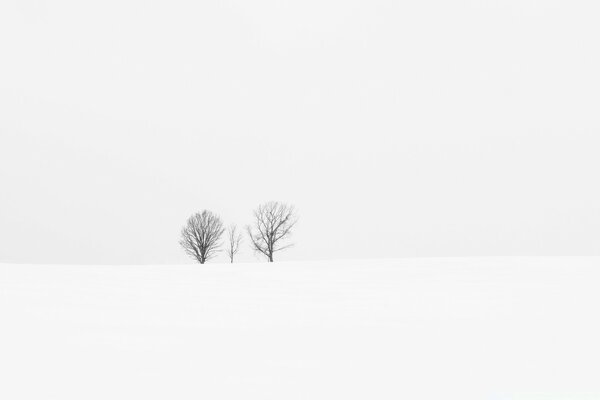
top-left (226, 224), bottom-right (243, 263)
top-left (179, 210), bottom-right (225, 264)
top-left (246, 201), bottom-right (298, 262)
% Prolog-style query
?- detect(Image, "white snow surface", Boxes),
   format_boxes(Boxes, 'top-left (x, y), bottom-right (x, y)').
top-left (1, 257), bottom-right (599, 399)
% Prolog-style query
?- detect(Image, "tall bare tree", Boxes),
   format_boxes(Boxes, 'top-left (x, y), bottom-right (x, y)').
top-left (226, 224), bottom-right (243, 263)
top-left (179, 210), bottom-right (225, 264)
top-left (246, 201), bottom-right (298, 262)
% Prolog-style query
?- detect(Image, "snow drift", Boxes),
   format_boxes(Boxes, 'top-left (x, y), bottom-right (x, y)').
top-left (1, 257), bottom-right (599, 399)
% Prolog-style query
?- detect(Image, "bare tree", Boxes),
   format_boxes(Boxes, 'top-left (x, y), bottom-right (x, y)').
top-left (179, 210), bottom-right (225, 264)
top-left (246, 201), bottom-right (298, 262)
top-left (226, 224), bottom-right (243, 263)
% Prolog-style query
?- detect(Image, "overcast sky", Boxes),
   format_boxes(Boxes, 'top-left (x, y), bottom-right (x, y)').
top-left (1, 0), bottom-right (599, 264)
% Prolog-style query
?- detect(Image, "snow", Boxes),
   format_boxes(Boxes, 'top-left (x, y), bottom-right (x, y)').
top-left (1, 257), bottom-right (599, 399)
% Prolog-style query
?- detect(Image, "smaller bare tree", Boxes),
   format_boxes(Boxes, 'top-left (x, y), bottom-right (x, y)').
top-left (179, 210), bottom-right (225, 264)
top-left (247, 201), bottom-right (298, 262)
top-left (226, 224), bottom-right (243, 263)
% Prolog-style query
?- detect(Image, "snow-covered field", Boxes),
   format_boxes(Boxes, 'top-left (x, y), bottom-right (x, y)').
top-left (1, 257), bottom-right (599, 399)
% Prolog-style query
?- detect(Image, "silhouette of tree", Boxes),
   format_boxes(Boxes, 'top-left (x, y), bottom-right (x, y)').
top-left (180, 210), bottom-right (225, 264)
top-left (247, 201), bottom-right (297, 262)
top-left (226, 224), bottom-right (243, 263)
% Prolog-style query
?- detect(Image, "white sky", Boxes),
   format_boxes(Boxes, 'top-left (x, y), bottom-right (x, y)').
top-left (1, 0), bottom-right (599, 264)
